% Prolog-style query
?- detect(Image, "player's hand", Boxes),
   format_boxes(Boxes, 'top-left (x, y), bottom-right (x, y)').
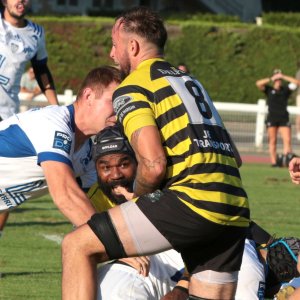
top-left (114, 186), bottom-right (134, 200)
top-left (119, 256), bottom-right (151, 277)
top-left (289, 157), bottom-right (300, 185)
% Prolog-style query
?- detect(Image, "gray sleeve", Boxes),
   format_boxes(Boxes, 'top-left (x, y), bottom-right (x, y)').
top-left (20, 73), bottom-right (27, 88)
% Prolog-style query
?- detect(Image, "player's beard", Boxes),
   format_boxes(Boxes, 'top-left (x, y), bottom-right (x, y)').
top-left (97, 175), bottom-right (135, 205)
top-left (6, 2), bottom-right (30, 19)
top-left (119, 50), bottom-right (131, 78)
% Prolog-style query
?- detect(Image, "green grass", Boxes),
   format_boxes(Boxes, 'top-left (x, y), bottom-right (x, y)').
top-left (0, 163), bottom-right (299, 299)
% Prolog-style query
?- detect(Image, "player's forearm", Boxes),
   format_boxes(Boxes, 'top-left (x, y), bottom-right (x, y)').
top-left (44, 89), bottom-right (59, 105)
top-left (133, 163), bottom-right (165, 197)
top-left (52, 190), bottom-right (97, 227)
top-left (33, 64), bottom-right (58, 105)
top-left (131, 126), bottom-right (167, 197)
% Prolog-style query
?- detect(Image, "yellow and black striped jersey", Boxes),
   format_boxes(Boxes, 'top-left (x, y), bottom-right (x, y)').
top-left (113, 58), bottom-right (250, 227)
top-left (87, 182), bottom-right (116, 213)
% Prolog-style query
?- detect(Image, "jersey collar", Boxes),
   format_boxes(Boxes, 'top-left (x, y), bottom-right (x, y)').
top-left (137, 58), bottom-right (165, 70)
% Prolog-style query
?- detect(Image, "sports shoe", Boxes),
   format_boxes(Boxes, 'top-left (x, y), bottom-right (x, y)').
top-left (275, 285), bottom-right (295, 300)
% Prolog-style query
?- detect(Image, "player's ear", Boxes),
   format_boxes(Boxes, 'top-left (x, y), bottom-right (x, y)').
top-left (82, 88), bottom-right (93, 107)
top-left (130, 39), bottom-right (139, 57)
top-left (2, 0), bottom-right (7, 7)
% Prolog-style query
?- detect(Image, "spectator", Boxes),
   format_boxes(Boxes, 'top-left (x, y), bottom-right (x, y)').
top-left (20, 67), bottom-right (42, 99)
top-left (177, 63), bottom-right (189, 73)
top-left (256, 69), bottom-right (299, 167)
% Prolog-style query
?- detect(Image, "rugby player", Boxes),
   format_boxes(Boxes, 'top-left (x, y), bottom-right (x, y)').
top-left (61, 7), bottom-right (250, 300)
top-left (0, 0), bottom-right (59, 119)
top-left (89, 125), bottom-right (185, 299)
top-left (0, 0), bottom-right (60, 239)
top-left (0, 66), bottom-right (123, 230)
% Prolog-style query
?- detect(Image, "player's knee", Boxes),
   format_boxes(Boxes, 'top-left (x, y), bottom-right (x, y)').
top-left (61, 231), bottom-right (78, 261)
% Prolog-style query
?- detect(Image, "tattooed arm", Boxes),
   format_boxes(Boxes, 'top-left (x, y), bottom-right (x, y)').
top-left (131, 126), bottom-right (167, 198)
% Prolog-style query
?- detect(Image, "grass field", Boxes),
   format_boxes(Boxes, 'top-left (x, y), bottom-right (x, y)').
top-left (0, 163), bottom-right (300, 299)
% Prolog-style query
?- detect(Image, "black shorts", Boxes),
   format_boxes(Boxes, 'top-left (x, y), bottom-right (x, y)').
top-left (135, 189), bottom-right (247, 274)
top-left (265, 115), bottom-right (291, 128)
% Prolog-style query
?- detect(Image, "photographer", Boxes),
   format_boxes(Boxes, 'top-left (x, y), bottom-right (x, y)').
top-left (256, 70), bottom-right (299, 167)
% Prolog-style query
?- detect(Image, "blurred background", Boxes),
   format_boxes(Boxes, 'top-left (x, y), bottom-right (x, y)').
top-left (4, 0), bottom-right (300, 155)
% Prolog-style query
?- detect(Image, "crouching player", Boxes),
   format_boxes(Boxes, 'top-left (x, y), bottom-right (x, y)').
top-left (89, 125), bottom-right (185, 299)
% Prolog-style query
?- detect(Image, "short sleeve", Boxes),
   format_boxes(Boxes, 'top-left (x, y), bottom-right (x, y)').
top-left (31, 26), bottom-right (48, 66)
top-left (113, 85), bottom-right (157, 142)
top-left (20, 108), bottom-right (74, 168)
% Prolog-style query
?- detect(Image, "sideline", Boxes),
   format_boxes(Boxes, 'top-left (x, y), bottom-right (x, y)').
top-left (40, 233), bottom-right (63, 244)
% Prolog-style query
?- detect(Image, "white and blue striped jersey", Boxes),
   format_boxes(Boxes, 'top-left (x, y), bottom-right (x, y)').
top-left (0, 11), bottom-right (48, 119)
top-left (0, 105), bottom-right (97, 213)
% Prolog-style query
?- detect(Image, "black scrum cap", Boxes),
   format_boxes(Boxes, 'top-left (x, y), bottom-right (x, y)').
top-left (92, 125), bottom-right (135, 163)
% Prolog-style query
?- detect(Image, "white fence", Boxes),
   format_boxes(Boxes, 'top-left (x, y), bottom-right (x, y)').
top-left (215, 100), bottom-right (300, 154)
top-left (18, 92), bottom-right (300, 154)
top-left (19, 89), bottom-right (76, 112)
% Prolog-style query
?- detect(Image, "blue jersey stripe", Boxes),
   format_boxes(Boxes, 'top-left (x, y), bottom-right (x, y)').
top-left (0, 124), bottom-right (36, 157)
top-left (38, 152), bottom-right (73, 169)
top-left (67, 105), bottom-right (75, 132)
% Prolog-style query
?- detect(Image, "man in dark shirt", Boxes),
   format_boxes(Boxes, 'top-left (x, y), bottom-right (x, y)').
top-left (256, 70), bottom-right (299, 166)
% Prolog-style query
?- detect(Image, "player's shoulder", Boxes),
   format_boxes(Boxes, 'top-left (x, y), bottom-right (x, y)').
top-left (114, 59), bottom-right (170, 100)
top-left (22, 105), bottom-right (74, 133)
top-left (25, 19), bottom-right (44, 38)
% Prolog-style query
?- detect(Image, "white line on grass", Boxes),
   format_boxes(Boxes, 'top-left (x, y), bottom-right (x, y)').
top-left (40, 233), bottom-right (63, 244)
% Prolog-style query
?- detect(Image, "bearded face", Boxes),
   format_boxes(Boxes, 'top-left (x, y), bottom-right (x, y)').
top-left (96, 153), bottom-right (137, 205)
top-left (5, 0), bottom-right (31, 19)
top-left (97, 174), bottom-right (135, 205)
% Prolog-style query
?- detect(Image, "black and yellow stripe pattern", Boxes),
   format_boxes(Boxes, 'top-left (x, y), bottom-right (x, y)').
top-left (113, 58), bottom-right (250, 227)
